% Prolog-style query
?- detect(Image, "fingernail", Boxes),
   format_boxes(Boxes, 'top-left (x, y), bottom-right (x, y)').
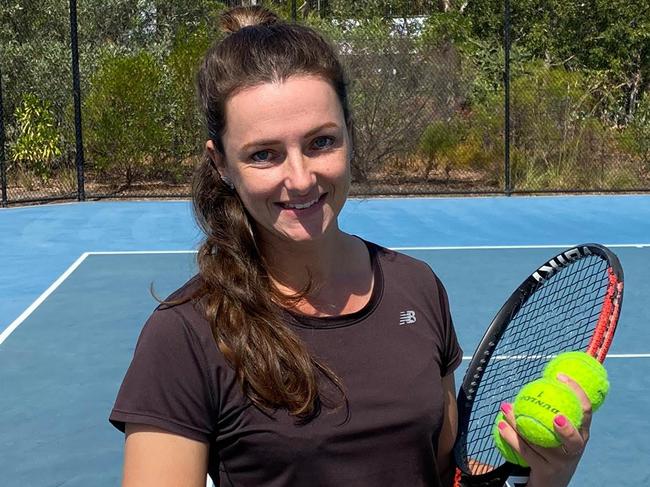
top-left (500, 402), bottom-right (512, 415)
top-left (554, 414), bottom-right (567, 427)
top-left (498, 421), bottom-right (507, 431)
top-left (557, 373), bottom-right (569, 383)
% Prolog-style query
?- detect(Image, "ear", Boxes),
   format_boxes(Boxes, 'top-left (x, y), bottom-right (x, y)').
top-left (205, 140), bottom-right (229, 178)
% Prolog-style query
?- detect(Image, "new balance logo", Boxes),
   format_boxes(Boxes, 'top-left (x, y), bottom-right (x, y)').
top-left (505, 476), bottom-right (530, 487)
top-left (399, 310), bottom-right (416, 325)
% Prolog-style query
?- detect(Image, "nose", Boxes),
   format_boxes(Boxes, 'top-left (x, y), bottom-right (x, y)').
top-left (283, 150), bottom-right (316, 195)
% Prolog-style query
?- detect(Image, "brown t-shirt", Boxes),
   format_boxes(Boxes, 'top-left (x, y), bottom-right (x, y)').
top-left (109, 241), bottom-right (463, 486)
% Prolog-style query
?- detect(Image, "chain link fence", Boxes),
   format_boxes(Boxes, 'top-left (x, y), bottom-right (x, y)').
top-left (506, 1), bottom-right (650, 193)
top-left (1, 0), bottom-right (649, 206)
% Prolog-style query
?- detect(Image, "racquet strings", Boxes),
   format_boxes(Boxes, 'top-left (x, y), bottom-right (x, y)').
top-left (463, 254), bottom-right (611, 474)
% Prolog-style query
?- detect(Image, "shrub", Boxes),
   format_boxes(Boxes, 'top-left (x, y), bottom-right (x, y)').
top-left (9, 93), bottom-right (62, 182)
top-left (84, 50), bottom-right (172, 187)
top-left (419, 118), bottom-right (473, 180)
top-left (461, 62), bottom-right (638, 190)
top-left (618, 94), bottom-right (650, 173)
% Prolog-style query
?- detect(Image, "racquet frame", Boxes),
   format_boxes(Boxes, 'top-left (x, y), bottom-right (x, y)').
top-left (453, 244), bottom-right (624, 487)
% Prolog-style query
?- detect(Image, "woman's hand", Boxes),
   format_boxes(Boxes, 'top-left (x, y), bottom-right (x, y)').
top-left (497, 374), bottom-right (592, 487)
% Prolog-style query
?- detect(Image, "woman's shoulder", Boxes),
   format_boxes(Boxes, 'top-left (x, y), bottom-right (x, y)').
top-left (364, 239), bottom-right (442, 283)
top-left (154, 274), bottom-right (207, 319)
top-left (110, 274), bottom-right (227, 441)
top-left (162, 273), bottom-right (204, 304)
top-left (138, 274), bottom-right (220, 363)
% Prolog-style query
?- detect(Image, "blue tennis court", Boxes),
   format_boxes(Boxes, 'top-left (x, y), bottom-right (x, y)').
top-left (1, 195), bottom-right (649, 486)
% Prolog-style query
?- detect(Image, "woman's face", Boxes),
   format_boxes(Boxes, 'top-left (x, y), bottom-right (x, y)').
top-left (211, 75), bottom-right (352, 245)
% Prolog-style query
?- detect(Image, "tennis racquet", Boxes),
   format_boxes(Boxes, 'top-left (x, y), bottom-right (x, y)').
top-left (453, 243), bottom-right (624, 487)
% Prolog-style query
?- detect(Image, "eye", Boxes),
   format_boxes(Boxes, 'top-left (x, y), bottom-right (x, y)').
top-left (312, 136), bottom-right (335, 150)
top-left (251, 150), bottom-right (274, 163)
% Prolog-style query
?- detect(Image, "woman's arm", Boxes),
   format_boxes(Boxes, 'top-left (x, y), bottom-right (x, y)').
top-left (122, 423), bottom-right (210, 487)
top-left (437, 373), bottom-right (459, 487)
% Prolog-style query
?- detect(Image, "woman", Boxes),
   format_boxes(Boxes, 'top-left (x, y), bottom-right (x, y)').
top-left (109, 6), bottom-right (592, 486)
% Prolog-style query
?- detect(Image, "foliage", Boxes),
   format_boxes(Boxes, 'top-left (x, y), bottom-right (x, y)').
top-left (420, 10), bottom-right (472, 47)
top-left (9, 94), bottom-right (62, 181)
top-left (413, 61), bottom-right (645, 190)
top-left (420, 11), bottom-right (505, 105)
top-left (0, 0), bottom-right (221, 133)
top-left (326, 0), bottom-right (438, 18)
top-left (462, 63), bottom-right (642, 190)
top-left (307, 9), bottom-right (472, 183)
top-left (349, 34), bottom-right (468, 182)
top-left (419, 118), bottom-right (471, 180)
top-left (461, 0), bottom-right (650, 124)
top-left (618, 94), bottom-right (650, 172)
top-left (1, 39), bottom-right (72, 134)
top-left (1, 0), bottom-right (649, 195)
top-left (166, 22), bottom-right (220, 160)
top-left (83, 50), bottom-right (172, 186)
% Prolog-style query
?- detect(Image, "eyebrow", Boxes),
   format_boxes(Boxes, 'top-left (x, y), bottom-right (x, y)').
top-left (240, 122), bottom-right (341, 152)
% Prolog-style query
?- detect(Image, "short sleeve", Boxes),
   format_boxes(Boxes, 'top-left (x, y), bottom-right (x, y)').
top-left (434, 275), bottom-right (463, 377)
top-left (109, 306), bottom-right (217, 443)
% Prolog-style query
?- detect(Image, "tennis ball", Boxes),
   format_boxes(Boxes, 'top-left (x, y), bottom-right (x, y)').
top-left (514, 378), bottom-right (583, 448)
top-left (543, 351), bottom-right (609, 411)
top-left (492, 412), bottom-right (528, 467)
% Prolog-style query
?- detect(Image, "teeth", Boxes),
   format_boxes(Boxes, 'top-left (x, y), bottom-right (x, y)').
top-left (284, 197), bottom-right (319, 209)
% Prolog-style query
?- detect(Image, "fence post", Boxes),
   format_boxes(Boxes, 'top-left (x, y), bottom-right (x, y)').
top-left (0, 65), bottom-right (7, 207)
top-left (503, 0), bottom-right (512, 196)
top-left (69, 0), bottom-right (85, 201)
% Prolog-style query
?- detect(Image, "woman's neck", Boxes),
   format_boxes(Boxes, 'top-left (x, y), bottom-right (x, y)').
top-left (260, 230), bottom-right (373, 316)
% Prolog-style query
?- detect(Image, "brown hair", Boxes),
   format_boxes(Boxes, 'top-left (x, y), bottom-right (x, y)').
top-left (191, 6), bottom-right (351, 418)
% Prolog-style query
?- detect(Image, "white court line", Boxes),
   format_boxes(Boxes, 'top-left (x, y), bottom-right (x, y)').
top-left (392, 243), bottom-right (650, 251)
top-left (3, 244), bottom-right (648, 345)
top-left (88, 250), bottom-right (197, 255)
top-left (461, 354), bottom-right (650, 361)
top-left (0, 251), bottom-right (195, 344)
top-left (79, 243), bottom-right (650, 256)
top-left (605, 354), bottom-right (650, 358)
top-left (0, 200), bottom-right (82, 212)
top-left (0, 252), bottom-right (90, 345)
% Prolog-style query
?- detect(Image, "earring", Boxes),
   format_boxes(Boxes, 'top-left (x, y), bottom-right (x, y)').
top-left (221, 176), bottom-right (234, 190)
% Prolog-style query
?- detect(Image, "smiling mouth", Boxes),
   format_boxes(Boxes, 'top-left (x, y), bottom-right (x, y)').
top-left (278, 193), bottom-right (326, 210)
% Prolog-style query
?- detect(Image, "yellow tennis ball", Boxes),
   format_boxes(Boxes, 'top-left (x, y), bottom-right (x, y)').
top-left (514, 378), bottom-right (583, 448)
top-left (543, 351), bottom-right (609, 411)
top-left (492, 412), bottom-right (528, 467)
